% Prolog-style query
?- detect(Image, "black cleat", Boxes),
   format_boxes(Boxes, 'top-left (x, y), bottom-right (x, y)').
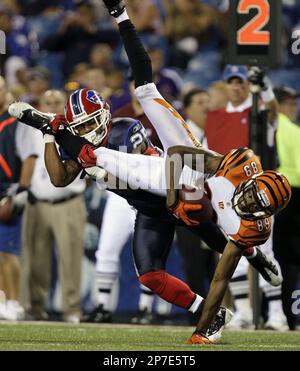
top-left (248, 248), bottom-right (282, 287)
top-left (8, 102), bottom-right (54, 134)
top-left (84, 304), bottom-right (112, 323)
top-left (206, 306), bottom-right (233, 342)
top-left (131, 309), bottom-right (153, 325)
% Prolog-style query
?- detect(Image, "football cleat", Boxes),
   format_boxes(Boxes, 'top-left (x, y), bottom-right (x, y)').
top-left (83, 304), bottom-right (112, 324)
top-left (9, 102), bottom-right (55, 133)
top-left (248, 248), bottom-right (282, 287)
top-left (205, 306), bottom-right (233, 342)
top-left (186, 331), bottom-right (214, 345)
top-left (131, 308), bottom-right (153, 325)
top-left (187, 306), bottom-right (233, 345)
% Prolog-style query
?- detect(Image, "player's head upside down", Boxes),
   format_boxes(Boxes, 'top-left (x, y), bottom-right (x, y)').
top-left (232, 170), bottom-right (291, 220)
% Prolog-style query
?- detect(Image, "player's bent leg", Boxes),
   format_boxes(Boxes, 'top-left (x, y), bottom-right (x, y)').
top-left (138, 271), bottom-right (202, 312)
top-left (135, 83), bottom-right (201, 151)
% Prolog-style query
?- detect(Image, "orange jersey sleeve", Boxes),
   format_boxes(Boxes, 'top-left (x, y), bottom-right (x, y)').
top-left (215, 147), bottom-right (263, 187)
top-left (229, 217), bottom-right (272, 249)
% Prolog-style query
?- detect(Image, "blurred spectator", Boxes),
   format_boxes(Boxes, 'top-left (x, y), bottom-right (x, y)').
top-left (25, 2), bottom-right (64, 87)
top-left (68, 63), bottom-right (89, 88)
top-left (163, 0), bottom-right (217, 69)
top-left (0, 5), bottom-right (34, 83)
top-left (89, 43), bottom-right (114, 72)
top-left (83, 67), bottom-right (107, 95)
top-left (274, 85), bottom-right (300, 330)
top-left (205, 65), bottom-right (277, 153)
top-left (182, 88), bottom-right (210, 141)
top-left (17, 0), bottom-right (72, 16)
top-left (208, 80), bottom-right (229, 111)
top-left (0, 75), bottom-right (37, 320)
top-left (126, 0), bottom-right (163, 35)
top-left (106, 69), bottom-right (131, 113)
top-left (21, 66), bottom-right (50, 106)
top-left (148, 47), bottom-right (183, 104)
top-left (41, 0), bottom-right (120, 80)
top-left (21, 89), bottom-right (86, 323)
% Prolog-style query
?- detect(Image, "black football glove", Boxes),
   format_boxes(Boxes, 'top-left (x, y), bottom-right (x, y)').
top-left (248, 66), bottom-right (269, 91)
top-left (102, 0), bottom-right (126, 17)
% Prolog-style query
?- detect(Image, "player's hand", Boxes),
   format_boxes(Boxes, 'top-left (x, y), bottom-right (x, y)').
top-left (102, 0), bottom-right (126, 17)
top-left (186, 331), bottom-right (214, 345)
top-left (248, 66), bottom-right (269, 91)
top-left (49, 115), bottom-right (67, 134)
top-left (41, 115), bottom-right (67, 136)
top-left (170, 200), bottom-right (203, 226)
top-left (78, 144), bottom-right (97, 168)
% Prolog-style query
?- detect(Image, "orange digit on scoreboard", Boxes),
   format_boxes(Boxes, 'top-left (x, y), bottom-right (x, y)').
top-left (237, 0), bottom-right (270, 46)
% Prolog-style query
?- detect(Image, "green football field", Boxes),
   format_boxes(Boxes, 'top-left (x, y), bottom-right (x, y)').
top-left (0, 322), bottom-right (300, 351)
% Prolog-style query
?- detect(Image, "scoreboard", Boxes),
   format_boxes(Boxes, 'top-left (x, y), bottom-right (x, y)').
top-left (228, 0), bottom-right (282, 67)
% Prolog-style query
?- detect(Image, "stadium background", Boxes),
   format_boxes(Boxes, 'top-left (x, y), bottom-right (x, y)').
top-left (1, 0), bottom-right (300, 322)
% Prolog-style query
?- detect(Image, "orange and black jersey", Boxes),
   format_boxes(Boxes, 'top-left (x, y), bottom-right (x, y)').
top-left (228, 218), bottom-right (272, 249)
top-left (215, 147), bottom-right (263, 187)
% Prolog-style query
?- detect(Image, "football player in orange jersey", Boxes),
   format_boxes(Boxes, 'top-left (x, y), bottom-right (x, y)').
top-left (164, 145), bottom-right (291, 344)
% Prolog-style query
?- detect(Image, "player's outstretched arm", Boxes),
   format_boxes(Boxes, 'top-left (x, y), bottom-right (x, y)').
top-left (102, 0), bottom-right (153, 88)
top-left (195, 241), bottom-right (241, 334)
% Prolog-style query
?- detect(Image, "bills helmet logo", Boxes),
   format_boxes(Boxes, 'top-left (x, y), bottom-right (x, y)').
top-left (86, 90), bottom-right (104, 105)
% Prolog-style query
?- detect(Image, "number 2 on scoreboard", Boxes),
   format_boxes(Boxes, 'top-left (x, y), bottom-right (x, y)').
top-left (237, 0), bottom-right (270, 45)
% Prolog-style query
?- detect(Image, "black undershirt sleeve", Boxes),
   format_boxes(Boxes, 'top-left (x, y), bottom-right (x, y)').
top-left (118, 20), bottom-right (153, 88)
top-left (55, 130), bottom-right (90, 161)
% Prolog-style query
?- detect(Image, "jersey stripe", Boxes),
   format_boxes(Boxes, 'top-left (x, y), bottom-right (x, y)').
top-left (0, 154), bottom-right (13, 178)
top-left (0, 117), bottom-right (15, 133)
top-left (224, 151), bottom-right (254, 177)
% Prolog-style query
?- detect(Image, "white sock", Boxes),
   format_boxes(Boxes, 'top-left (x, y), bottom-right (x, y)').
top-left (138, 285), bottom-right (154, 313)
top-left (96, 272), bottom-right (117, 310)
top-left (189, 294), bottom-right (204, 314)
top-left (116, 9), bottom-right (129, 24)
